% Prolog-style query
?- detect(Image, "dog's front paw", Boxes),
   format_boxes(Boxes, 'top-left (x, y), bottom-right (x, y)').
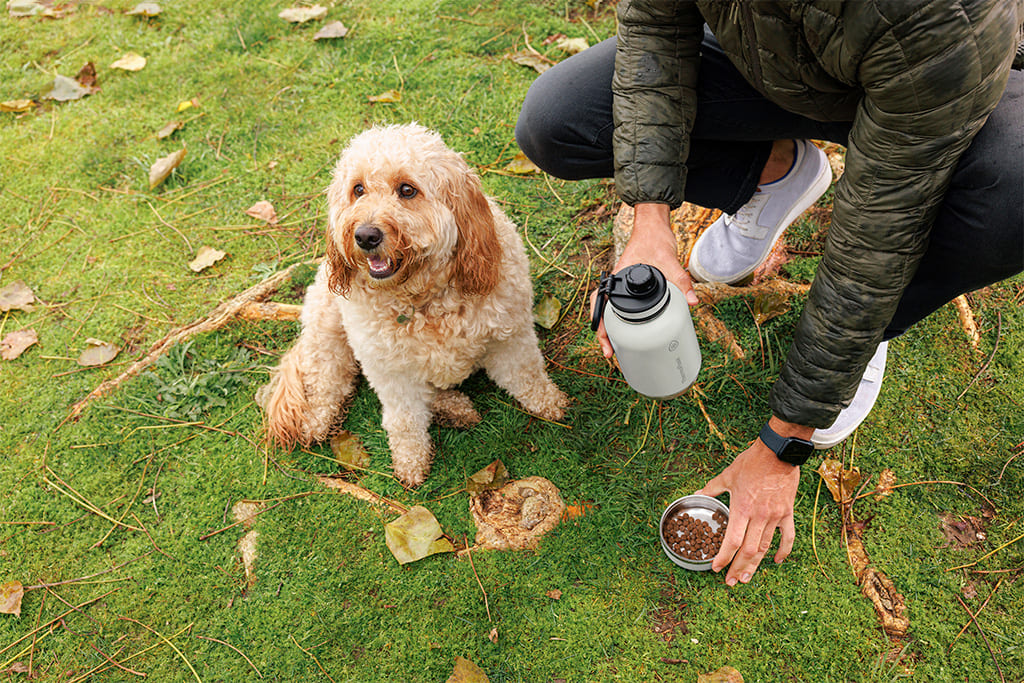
top-left (519, 382), bottom-right (569, 422)
top-left (388, 433), bottom-right (434, 489)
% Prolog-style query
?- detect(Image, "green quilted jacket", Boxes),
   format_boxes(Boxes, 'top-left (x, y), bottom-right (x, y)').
top-left (612, 0), bottom-right (1023, 428)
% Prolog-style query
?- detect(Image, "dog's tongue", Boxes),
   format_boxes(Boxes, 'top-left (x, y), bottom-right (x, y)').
top-left (367, 254), bottom-right (394, 278)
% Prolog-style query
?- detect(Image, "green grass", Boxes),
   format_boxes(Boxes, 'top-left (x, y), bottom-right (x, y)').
top-left (2, 1), bottom-right (1023, 681)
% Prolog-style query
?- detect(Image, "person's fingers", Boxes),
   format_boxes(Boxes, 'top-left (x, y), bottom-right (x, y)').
top-left (723, 518), bottom-right (770, 586)
top-left (589, 288), bottom-right (614, 358)
top-left (678, 269), bottom-right (699, 306)
top-left (774, 514), bottom-right (796, 564)
top-left (695, 474), bottom-right (727, 498)
top-left (711, 506), bottom-right (745, 573)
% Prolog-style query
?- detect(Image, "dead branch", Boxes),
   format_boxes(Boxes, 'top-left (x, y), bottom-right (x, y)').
top-left (64, 259), bottom-right (320, 423)
top-left (953, 294), bottom-right (980, 350)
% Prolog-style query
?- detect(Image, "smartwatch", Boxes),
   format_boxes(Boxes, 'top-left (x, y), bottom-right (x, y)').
top-left (758, 422), bottom-right (816, 466)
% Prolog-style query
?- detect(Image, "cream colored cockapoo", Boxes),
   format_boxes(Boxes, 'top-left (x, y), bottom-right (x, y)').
top-left (264, 124), bottom-right (568, 487)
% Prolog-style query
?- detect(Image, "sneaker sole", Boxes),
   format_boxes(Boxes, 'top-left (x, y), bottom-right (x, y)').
top-left (689, 146), bottom-right (833, 285)
top-left (811, 342), bottom-right (888, 449)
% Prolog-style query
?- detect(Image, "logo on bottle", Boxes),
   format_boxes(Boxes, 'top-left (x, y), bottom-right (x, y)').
top-left (668, 339), bottom-right (679, 352)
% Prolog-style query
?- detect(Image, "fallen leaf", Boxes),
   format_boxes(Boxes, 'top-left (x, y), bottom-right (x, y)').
top-left (698, 666), bottom-right (744, 683)
top-left (3, 663), bottom-right (29, 675)
top-left (384, 505), bottom-right (454, 565)
top-left (313, 20), bottom-right (348, 40)
top-left (44, 74), bottom-right (92, 102)
top-left (446, 656), bottom-right (490, 683)
top-left (155, 120), bottom-right (183, 139)
top-left (7, 0), bottom-right (45, 16)
top-left (0, 581), bottom-right (24, 617)
top-left (126, 2), bottom-right (160, 16)
top-left (148, 148), bottom-right (187, 189)
top-left (188, 245), bottom-right (226, 273)
top-left (546, 589), bottom-right (562, 600)
top-left (278, 4), bottom-right (327, 23)
top-left (752, 290), bottom-right (790, 325)
top-left (110, 52), bottom-right (147, 71)
top-left (75, 62), bottom-right (98, 88)
top-left (508, 49), bottom-right (553, 74)
top-left (0, 280), bottom-right (36, 312)
top-left (939, 513), bottom-right (987, 550)
top-left (77, 339), bottom-right (119, 367)
top-left (1, 329), bottom-right (38, 360)
top-left (231, 501), bottom-right (263, 528)
top-left (532, 294), bottom-right (561, 329)
top-left (1, 99), bottom-right (35, 113)
top-left (238, 529), bottom-right (259, 588)
top-left (554, 36), bottom-right (588, 55)
top-left (367, 89), bottom-right (401, 103)
top-left (244, 200), bottom-right (278, 225)
top-left (329, 431), bottom-right (370, 471)
top-left (488, 627), bottom-right (498, 644)
top-left (176, 99), bottom-right (196, 112)
top-left (874, 468), bottom-right (896, 501)
top-left (816, 458), bottom-right (861, 504)
top-left (466, 459), bottom-right (509, 494)
top-left (504, 151), bottom-right (541, 175)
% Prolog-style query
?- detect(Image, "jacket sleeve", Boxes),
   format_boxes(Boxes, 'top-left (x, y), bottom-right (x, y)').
top-left (769, 5), bottom-right (1018, 428)
top-left (612, 0), bottom-right (705, 208)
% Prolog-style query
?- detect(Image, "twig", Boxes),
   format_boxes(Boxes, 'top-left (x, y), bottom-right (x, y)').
top-left (195, 635), bottom-right (263, 678)
top-left (956, 312), bottom-right (1001, 401)
top-left (66, 624), bottom-right (193, 683)
top-left (25, 554), bottom-right (146, 591)
top-left (465, 541), bottom-right (492, 622)
top-left (950, 577), bottom-right (1004, 647)
top-left (120, 618), bottom-right (202, 683)
top-left (622, 400), bottom-right (656, 467)
top-left (0, 589), bottom-right (119, 658)
top-left (955, 595), bottom-right (1005, 683)
top-left (90, 643), bottom-right (147, 677)
top-left (43, 468), bottom-right (144, 533)
top-left (953, 295), bottom-right (980, 349)
top-left (947, 529), bottom-right (1024, 572)
top-left (852, 479), bottom-right (996, 512)
top-left (144, 200), bottom-right (193, 253)
top-left (198, 501), bottom-right (284, 541)
top-left (290, 635), bottom-right (336, 683)
top-left (811, 477), bottom-right (829, 579)
top-left (692, 388), bottom-right (734, 453)
top-left (94, 456), bottom-right (153, 547)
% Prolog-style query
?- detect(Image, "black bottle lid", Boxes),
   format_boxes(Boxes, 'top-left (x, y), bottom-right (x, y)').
top-left (610, 264), bottom-right (667, 316)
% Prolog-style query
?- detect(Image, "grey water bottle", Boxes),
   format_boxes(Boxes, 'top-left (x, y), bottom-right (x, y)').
top-left (592, 264), bottom-right (702, 400)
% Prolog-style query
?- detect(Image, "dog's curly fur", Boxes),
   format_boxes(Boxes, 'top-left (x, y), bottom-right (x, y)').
top-left (264, 124), bottom-right (568, 487)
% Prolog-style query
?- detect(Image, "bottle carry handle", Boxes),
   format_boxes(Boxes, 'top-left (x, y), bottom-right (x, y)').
top-left (590, 271), bottom-right (616, 332)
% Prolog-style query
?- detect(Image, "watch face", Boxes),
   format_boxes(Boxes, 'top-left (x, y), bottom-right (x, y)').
top-left (782, 439), bottom-right (816, 459)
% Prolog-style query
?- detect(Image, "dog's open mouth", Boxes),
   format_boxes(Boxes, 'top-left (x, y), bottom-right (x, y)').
top-left (366, 253), bottom-right (399, 279)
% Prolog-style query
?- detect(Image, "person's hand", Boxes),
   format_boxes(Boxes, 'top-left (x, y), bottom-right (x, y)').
top-left (591, 202), bottom-right (699, 358)
top-left (696, 417), bottom-right (809, 586)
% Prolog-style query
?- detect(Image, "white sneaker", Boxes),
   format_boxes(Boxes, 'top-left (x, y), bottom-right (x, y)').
top-left (812, 341), bottom-right (889, 449)
top-left (688, 140), bottom-right (832, 284)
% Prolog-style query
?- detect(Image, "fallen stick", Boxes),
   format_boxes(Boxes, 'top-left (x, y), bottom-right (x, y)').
top-left (63, 259), bottom-right (320, 424)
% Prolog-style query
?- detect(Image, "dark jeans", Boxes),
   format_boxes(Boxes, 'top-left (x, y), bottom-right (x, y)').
top-left (516, 33), bottom-right (1024, 338)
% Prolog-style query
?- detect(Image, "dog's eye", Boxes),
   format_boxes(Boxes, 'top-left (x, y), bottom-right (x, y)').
top-left (397, 183), bottom-right (418, 199)
top-left (353, 183), bottom-right (365, 198)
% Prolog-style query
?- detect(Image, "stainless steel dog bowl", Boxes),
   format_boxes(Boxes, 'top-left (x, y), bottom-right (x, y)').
top-left (659, 494), bottom-right (730, 571)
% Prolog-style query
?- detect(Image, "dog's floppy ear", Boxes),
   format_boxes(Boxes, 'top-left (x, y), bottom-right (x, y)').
top-left (324, 180), bottom-right (354, 295)
top-left (449, 169), bottom-right (501, 297)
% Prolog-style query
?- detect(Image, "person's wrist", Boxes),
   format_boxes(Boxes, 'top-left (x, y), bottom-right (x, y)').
top-left (767, 415), bottom-right (814, 441)
top-left (760, 416), bottom-right (815, 467)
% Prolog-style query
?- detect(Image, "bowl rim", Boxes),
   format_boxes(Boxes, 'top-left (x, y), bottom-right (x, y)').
top-left (659, 494), bottom-right (730, 569)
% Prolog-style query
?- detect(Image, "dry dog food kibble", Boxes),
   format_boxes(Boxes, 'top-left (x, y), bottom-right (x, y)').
top-left (662, 509), bottom-right (728, 562)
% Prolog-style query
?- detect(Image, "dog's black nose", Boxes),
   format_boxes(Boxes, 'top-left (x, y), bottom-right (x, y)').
top-left (354, 225), bottom-right (383, 250)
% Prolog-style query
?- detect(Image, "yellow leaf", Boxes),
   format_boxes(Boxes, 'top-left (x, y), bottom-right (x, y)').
top-left (504, 151), bottom-right (541, 175)
top-left (367, 89), bottom-right (401, 103)
top-left (532, 294), bottom-right (561, 329)
top-left (176, 99), bottom-right (196, 113)
top-left (816, 458), bottom-right (862, 504)
top-left (77, 340), bottom-right (119, 367)
top-left (0, 99), bottom-right (35, 113)
top-left (447, 656), bottom-right (490, 683)
top-left (329, 431), bottom-right (370, 471)
top-left (554, 36), bottom-right (589, 55)
top-left (466, 459), bottom-right (509, 494)
top-left (874, 468), bottom-right (897, 501)
top-left (0, 581), bottom-right (24, 617)
top-left (384, 506), bottom-right (454, 565)
top-left (698, 666), bottom-right (745, 683)
top-left (188, 246), bottom-right (227, 273)
top-left (110, 52), bottom-right (147, 71)
top-left (148, 148), bottom-right (187, 189)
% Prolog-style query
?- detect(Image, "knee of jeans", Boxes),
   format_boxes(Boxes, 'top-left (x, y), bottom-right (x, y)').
top-left (514, 100), bottom-right (562, 176)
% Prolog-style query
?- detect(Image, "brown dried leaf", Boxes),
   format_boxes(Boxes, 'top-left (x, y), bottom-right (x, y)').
top-left (238, 529), bottom-right (259, 588)
top-left (939, 513), bottom-right (987, 549)
top-left (488, 627), bottom-right (498, 644)
top-left (188, 245), bottom-right (226, 273)
top-left (546, 589), bottom-right (562, 600)
top-left (466, 459), bottom-right (509, 494)
top-left (244, 200), bottom-right (279, 225)
top-left (697, 666), bottom-right (745, 683)
top-left (278, 4), bottom-right (327, 23)
top-left (110, 52), bottom-right (147, 71)
top-left (44, 75), bottom-right (92, 102)
top-left (367, 89), bottom-right (401, 103)
top-left (313, 20), bottom-right (348, 40)
top-left (874, 468), bottom-right (896, 501)
top-left (1, 99), bottom-right (35, 113)
top-left (447, 656), bottom-right (490, 683)
top-left (329, 431), bottom-right (370, 471)
top-left (1, 329), bottom-right (38, 360)
top-left (75, 62), bottom-right (98, 88)
top-left (156, 120), bottom-right (183, 139)
top-left (504, 151), bottom-right (541, 175)
top-left (0, 280), bottom-right (36, 312)
top-left (77, 339), bottom-right (119, 366)
top-left (508, 49), bottom-right (553, 74)
top-left (816, 458), bottom-right (861, 503)
top-left (148, 148), bottom-right (186, 189)
top-left (0, 581), bottom-right (23, 617)
top-left (384, 505), bottom-right (454, 565)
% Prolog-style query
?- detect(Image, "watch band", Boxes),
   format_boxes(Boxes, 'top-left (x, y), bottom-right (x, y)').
top-left (759, 422), bottom-right (816, 466)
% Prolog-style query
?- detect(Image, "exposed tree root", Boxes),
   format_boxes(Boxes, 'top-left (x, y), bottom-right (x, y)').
top-left (63, 259), bottom-right (320, 424)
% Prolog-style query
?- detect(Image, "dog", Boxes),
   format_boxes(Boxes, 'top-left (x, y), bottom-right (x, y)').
top-left (263, 124), bottom-right (568, 487)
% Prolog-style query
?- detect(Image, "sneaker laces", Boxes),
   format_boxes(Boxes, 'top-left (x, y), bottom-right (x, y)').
top-left (725, 191), bottom-right (771, 239)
